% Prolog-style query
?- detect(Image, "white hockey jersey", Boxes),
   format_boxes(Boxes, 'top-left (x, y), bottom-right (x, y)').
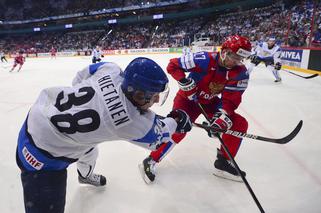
top-left (92, 49), bottom-right (101, 58)
top-left (27, 62), bottom-right (177, 159)
top-left (254, 42), bottom-right (281, 62)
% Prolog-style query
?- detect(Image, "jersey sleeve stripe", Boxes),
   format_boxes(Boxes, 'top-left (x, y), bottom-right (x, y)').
top-left (179, 53), bottom-right (195, 70)
top-left (224, 86), bottom-right (246, 91)
top-left (186, 53), bottom-right (195, 69)
top-left (179, 56), bottom-right (187, 69)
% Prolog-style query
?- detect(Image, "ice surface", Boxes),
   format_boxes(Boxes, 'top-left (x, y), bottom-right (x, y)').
top-left (1, 54), bottom-right (321, 213)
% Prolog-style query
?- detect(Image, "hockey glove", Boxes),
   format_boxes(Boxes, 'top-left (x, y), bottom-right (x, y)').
top-left (274, 62), bottom-right (282, 70)
top-left (206, 110), bottom-right (233, 137)
top-left (249, 55), bottom-right (260, 65)
top-left (178, 78), bottom-right (198, 101)
top-left (167, 109), bottom-right (192, 133)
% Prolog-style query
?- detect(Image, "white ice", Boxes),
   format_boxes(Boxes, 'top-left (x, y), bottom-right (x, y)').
top-left (1, 54), bottom-right (321, 213)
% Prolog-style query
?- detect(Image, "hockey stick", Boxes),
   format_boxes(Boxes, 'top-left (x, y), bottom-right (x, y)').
top-left (197, 103), bottom-right (265, 213)
top-left (193, 120), bottom-right (302, 144)
top-left (283, 69), bottom-right (319, 79)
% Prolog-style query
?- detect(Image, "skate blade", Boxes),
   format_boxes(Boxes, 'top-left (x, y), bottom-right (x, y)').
top-left (78, 179), bottom-right (106, 187)
top-left (213, 169), bottom-right (243, 182)
top-left (138, 164), bottom-right (153, 185)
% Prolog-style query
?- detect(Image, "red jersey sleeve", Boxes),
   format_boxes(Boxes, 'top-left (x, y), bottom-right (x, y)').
top-left (221, 66), bottom-right (249, 116)
top-left (166, 58), bottom-right (186, 81)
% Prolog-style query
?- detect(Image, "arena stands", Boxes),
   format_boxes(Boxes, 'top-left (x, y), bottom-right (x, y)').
top-left (0, 0), bottom-right (320, 54)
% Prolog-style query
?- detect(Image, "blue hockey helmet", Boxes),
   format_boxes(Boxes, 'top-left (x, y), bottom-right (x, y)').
top-left (121, 57), bottom-right (169, 106)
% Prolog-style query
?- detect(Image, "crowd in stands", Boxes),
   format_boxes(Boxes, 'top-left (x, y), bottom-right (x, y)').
top-left (198, 0), bottom-right (321, 47)
top-left (0, 0), bottom-right (320, 54)
top-left (0, 0), bottom-right (173, 21)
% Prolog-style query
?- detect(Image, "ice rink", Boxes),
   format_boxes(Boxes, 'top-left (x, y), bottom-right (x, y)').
top-left (1, 54), bottom-right (321, 213)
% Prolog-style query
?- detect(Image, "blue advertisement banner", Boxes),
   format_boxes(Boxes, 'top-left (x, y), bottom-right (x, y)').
top-left (280, 49), bottom-right (303, 62)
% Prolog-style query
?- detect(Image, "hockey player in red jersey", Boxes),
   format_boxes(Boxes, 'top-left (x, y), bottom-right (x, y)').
top-left (141, 35), bottom-right (252, 183)
top-left (50, 46), bottom-right (57, 59)
top-left (10, 50), bottom-right (25, 72)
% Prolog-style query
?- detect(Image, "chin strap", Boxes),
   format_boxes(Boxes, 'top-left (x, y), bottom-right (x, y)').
top-left (122, 90), bottom-right (150, 114)
top-left (219, 51), bottom-right (226, 64)
top-left (219, 51), bottom-right (232, 69)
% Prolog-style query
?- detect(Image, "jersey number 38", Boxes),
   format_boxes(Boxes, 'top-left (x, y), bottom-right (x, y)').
top-left (50, 87), bottom-right (100, 134)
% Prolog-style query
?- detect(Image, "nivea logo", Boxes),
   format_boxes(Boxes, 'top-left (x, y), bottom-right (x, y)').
top-left (281, 50), bottom-right (302, 62)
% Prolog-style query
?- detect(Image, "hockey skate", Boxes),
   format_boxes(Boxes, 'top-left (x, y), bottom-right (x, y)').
top-left (272, 70), bottom-right (282, 83)
top-left (274, 78), bottom-right (282, 83)
top-left (213, 149), bottom-right (246, 182)
top-left (78, 173), bottom-right (106, 187)
top-left (139, 156), bottom-right (156, 184)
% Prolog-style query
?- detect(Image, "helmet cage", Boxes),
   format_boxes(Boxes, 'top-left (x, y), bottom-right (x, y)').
top-left (127, 83), bottom-right (169, 107)
top-left (121, 57), bottom-right (169, 109)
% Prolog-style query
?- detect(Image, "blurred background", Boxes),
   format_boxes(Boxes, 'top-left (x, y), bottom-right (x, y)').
top-left (0, 0), bottom-right (320, 54)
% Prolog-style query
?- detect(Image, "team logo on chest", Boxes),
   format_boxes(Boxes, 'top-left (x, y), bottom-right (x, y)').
top-left (209, 82), bottom-right (225, 95)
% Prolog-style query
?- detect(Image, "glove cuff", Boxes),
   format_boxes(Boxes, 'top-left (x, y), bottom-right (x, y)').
top-left (178, 78), bottom-right (196, 91)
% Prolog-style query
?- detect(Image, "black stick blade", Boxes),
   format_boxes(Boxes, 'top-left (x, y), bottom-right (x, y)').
top-left (256, 120), bottom-right (303, 144)
top-left (193, 120), bottom-right (303, 144)
top-left (304, 74), bottom-right (319, 79)
top-left (285, 70), bottom-right (319, 79)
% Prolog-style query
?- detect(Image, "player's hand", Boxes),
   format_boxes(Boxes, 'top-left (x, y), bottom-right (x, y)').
top-left (206, 110), bottom-right (233, 137)
top-left (211, 110), bottom-right (233, 130)
top-left (178, 78), bottom-right (198, 101)
top-left (274, 62), bottom-right (281, 70)
top-left (167, 109), bottom-right (192, 133)
top-left (249, 55), bottom-right (260, 64)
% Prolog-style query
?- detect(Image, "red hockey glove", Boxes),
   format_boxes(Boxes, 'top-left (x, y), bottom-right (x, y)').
top-left (206, 110), bottom-right (233, 137)
top-left (178, 78), bottom-right (198, 101)
top-left (167, 109), bottom-right (192, 133)
top-left (211, 110), bottom-right (233, 130)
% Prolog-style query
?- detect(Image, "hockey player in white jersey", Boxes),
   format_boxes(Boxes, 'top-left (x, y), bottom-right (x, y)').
top-left (247, 37), bottom-right (282, 82)
top-left (0, 50), bottom-right (8, 63)
top-left (91, 45), bottom-right (104, 63)
top-left (16, 57), bottom-right (192, 213)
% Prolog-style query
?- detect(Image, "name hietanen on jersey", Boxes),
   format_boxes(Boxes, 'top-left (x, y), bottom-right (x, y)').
top-left (98, 74), bottom-right (130, 128)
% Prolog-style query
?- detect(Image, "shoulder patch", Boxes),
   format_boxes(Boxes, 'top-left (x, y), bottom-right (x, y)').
top-left (237, 79), bottom-right (248, 88)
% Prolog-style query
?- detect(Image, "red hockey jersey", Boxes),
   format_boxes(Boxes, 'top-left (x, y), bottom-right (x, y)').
top-left (167, 51), bottom-right (249, 116)
top-left (14, 55), bottom-right (24, 64)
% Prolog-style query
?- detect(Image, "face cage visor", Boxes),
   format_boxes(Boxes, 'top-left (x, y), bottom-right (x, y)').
top-left (143, 83), bottom-right (169, 107)
top-left (156, 84), bottom-right (169, 106)
top-left (132, 83), bottom-right (170, 108)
